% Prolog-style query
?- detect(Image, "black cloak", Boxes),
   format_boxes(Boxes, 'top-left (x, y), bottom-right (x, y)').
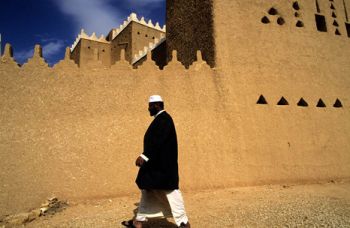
top-left (136, 111), bottom-right (179, 190)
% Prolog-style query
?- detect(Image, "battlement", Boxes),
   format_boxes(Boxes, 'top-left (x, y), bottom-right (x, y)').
top-left (1, 43), bottom-right (209, 71)
top-left (70, 29), bottom-right (109, 51)
top-left (70, 12), bottom-right (167, 68)
top-left (70, 13), bottom-right (166, 53)
top-left (111, 12), bottom-right (166, 41)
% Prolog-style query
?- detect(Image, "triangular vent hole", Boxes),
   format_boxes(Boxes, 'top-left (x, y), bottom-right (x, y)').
top-left (277, 97), bottom-right (289, 105)
top-left (296, 21), bottom-right (304, 27)
top-left (317, 99), bottom-right (326, 107)
top-left (261, 16), bottom-right (270, 24)
top-left (257, 95), bottom-right (268, 104)
top-left (297, 98), bottom-right (308, 107)
top-left (333, 99), bottom-right (343, 108)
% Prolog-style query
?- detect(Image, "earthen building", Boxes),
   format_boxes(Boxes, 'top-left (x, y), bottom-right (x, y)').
top-left (0, 0), bottom-right (350, 216)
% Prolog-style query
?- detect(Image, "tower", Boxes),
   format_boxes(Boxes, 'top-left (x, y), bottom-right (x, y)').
top-left (166, 0), bottom-right (215, 68)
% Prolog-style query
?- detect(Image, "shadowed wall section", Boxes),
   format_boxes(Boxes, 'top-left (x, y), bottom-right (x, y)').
top-left (166, 0), bottom-right (216, 68)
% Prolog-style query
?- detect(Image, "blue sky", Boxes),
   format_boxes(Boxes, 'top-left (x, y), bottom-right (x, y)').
top-left (0, 0), bottom-right (166, 66)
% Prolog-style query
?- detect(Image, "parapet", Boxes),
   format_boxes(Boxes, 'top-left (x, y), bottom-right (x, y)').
top-left (0, 44), bottom-right (211, 72)
top-left (70, 12), bottom-right (166, 53)
top-left (1, 43), bottom-right (14, 61)
top-left (22, 44), bottom-right (49, 69)
top-left (53, 47), bottom-right (79, 72)
top-left (0, 43), bottom-right (18, 68)
top-left (132, 33), bottom-right (166, 65)
top-left (111, 13), bottom-right (166, 41)
top-left (70, 29), bottom-right (109, 52)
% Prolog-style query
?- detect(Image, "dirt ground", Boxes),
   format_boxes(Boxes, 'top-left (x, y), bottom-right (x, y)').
top-left (20, 181), bottom-right (350, 227)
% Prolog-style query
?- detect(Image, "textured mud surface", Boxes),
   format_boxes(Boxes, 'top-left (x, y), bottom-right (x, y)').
top-left (20, 181), bottom-right (350, 228)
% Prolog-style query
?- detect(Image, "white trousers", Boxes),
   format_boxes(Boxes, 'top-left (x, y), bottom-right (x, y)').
top-left (135, 189), bottom-right (189, 226)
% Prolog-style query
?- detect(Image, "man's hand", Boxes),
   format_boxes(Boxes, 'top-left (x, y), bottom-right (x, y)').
top-left (135, 156), bottom-right (145, 167)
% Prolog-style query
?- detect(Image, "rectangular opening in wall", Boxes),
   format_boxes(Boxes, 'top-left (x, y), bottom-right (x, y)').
top-left (346, 23), bottom-right (350, 37)
top-left (315, 14), bottom-right (327, 32)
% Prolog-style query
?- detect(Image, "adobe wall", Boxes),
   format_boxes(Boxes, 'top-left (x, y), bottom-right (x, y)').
top-left (71, 39), bottom-right (111, 68)
top-left (213, 0), bottom-right (350, 71)
top-left (1, 43), bottom-right (349, 216)
top-left (166, 0), bottom-right (216, 68)
top-left (209, 0), bottom-right (350, 186)
top-left (1, 0), bottom-right (350, 216)
top-left (111, 24), bottom-right (133, 64)
top-left (70, 41), bottom-right (81, 66)
top-left (111, 22), bottom-right (165, 65)
top-left (131, 22), bottom-right (165, 62)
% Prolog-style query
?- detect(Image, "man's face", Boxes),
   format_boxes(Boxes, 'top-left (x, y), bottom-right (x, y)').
top-left (148, 103), bottom-right (158, 116)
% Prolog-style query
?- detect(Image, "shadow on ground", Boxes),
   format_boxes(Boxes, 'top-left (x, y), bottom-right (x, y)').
top-left (126, 202), bottom-right (177, 228)
top-left (144, 218), bottom-right (177, 228)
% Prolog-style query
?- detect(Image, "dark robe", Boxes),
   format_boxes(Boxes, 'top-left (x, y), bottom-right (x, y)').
top-left (136, 111), bottom-right (179, 190)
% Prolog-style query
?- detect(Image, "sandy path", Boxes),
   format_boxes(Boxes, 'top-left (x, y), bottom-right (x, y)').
top-left (24, 181), bottom-right (350, 227)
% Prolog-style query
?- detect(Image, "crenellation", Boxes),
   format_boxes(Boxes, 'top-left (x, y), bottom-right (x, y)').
top-left (34, 44), bottom-right (43, 58)
top-left (129, 12), bottom-right (138, 21)
top-left (111, 13), bottom-right (165, 41)
top-left (140, 17), bottom-right (147, 25)
top-left (0, 43), bottom-right (19, 68)
top-left (71, 29), bottom-right (109, 52)
top-left (2, 42), bottom-right (201, 73)
top-left (189, 50), bottom-right (211, 72)
top-left (21, 44), bottom-right (49, 71)
top-left (3, 43), bottom-right (14, 58)
top-left (70, 12), bottom-right (166, 67)
top-left (53, 47), bottom-right (79, 73)
top-left (136, 51), bottom-right (160, 71)
top-left (91, 32), bottom-right (97, 40)
top-left (98, 34), bottom-right (105, 41)
top-left (163, 50), bottom-right (185, 70)
top-left (155, 22), bottom-right (161, 30)
top-left (64, 46), bottom-right (71, 59)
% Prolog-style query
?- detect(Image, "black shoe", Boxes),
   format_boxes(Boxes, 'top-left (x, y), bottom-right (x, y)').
top-left (179, 222), bottom-right (191, 228)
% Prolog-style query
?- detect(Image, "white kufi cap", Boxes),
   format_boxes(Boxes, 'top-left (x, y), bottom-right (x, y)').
top-left (149, 95), bottom-right (163, 103)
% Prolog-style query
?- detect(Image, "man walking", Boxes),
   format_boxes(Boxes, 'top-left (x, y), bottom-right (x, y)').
top-left (122, 95), bottom-right (190, 228)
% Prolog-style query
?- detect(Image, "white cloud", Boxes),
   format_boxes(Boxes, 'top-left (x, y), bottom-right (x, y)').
top-left (42, 40), bottom-right (65, 58)
top-left (14, 40), bottom-right (65, 65)
top-left (51, 0), bottom-right (123, 36)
